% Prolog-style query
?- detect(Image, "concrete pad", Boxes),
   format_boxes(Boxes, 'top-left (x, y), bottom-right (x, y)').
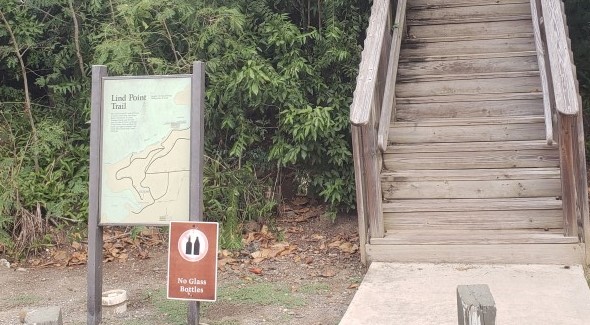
top-left (340, 262), bottom-right (590, 325)
top-left (24, 306), bottom-right (63, 325)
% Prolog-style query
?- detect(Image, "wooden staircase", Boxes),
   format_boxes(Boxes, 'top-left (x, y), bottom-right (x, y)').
top-left (350, 0), bottom-right (589, 265)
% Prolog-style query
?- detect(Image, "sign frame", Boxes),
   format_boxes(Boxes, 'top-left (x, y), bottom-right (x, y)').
top-left (87, 61), bottom-right (206, 325)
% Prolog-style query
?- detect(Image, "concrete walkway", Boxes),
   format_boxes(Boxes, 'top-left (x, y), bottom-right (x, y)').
top-left (340, 262), bottom-right (590, 325)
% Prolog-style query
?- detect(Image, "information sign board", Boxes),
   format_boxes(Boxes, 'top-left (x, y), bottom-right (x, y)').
top-left (167, 221), bottom-right (219, 301)
top-left (100, 76), bottom-right (191, 224)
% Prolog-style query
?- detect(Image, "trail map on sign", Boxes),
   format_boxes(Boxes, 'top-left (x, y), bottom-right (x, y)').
top-left (100, 77), bottom-right (191, 224)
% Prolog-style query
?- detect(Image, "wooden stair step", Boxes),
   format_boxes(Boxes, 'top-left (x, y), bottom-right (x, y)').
top-left (387, 140), bottom-right (553, 154)
top-left (401, 37), bottom-right (535, 58)
top-left (372, 229), bottom-right (578, 245)
top-left (398, 56), bottom-right (539, 79)
top-left (384, 145), bottom-right (558, 169)
top-left (407, 2), bottom-right (531, 26)
top-left (396, 96), bottom-right (543, 121)
top-left (407, 19), bottom-right (533, 41)
top-left (396, 73), bottom-right (541, 97)
top-left (384, 142), bottom-right (559, 169)
top-left (396, 92), bottom-right (542, 104)
top-left (381, 168), bottom-right (560, 181)
top-left (409, 0), bottom-right (530, 10)
top-left (384, 209), bottom-right (563, 231)
top-left (388, 116), bottom-right (546, 143)
top-left (399, 50), bottom-right (537, 63)
top-left (383, 197), bottom-right (563, 231)
top-left (365, 243), bottom-right (584, 264)
top-left (384, 197), bottom-right (562, 212)
top-left (398, 70), bottom-right (540, 83)
top-left (381, 168), bottom-right (561, 199)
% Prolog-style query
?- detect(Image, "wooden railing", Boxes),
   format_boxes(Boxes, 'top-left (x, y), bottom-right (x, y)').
top-left (530, 0), bottom-right (554, 145)
top-left (350, 0), bottom-right (393, 262)
top-left (377, 0), bottom-right (408, 152)
top-left (535, 0), bottom-right (589, 249)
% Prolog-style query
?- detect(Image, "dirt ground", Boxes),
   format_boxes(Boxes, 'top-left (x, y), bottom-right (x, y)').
top-left (0, 211), bottom-right (365, 325)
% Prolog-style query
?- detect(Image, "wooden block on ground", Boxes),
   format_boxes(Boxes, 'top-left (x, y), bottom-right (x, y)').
top-left (457, 284), bottom-right (496, 325)
top-left (24, 306), bottom-right (63, 325)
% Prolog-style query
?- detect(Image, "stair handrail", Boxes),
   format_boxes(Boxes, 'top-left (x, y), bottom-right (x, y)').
top-left (350, 0), bottom-right (392, 263)
top-left (377, 0), bottom-right (407, 152)
top-left (537, 0), bottom-right (589, 247)
top-left (539, 0), bottom-right (579, 116)
top-left (530, 0), bottom-right (554, 145)
top-left (349, 0), bottom-right (391, 126)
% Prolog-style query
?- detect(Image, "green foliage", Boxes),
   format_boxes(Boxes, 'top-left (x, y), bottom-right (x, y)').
top-left (204, 156), bottom-right (276, 249)
top-left (0, 0), bottom-right (371, 252)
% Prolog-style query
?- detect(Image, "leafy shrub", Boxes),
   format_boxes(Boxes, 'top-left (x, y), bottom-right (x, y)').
top-left (204, 156), bottom-right (276, 249)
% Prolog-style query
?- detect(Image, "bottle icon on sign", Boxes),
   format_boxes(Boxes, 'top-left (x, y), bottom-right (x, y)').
top-left (185, 236), bottom-right (193, 255)
top-left (193, 236), bottom-right (200, 256)
top-left (178, 228), bottom-right (209, 262)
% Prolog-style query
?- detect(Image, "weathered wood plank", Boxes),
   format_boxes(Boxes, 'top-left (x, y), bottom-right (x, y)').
top-left (350, 0), bottom-right (390, 125)
top-left (401, 37), bottom-right (535, 58)
top-left (391, 115), bottom-right (544, 126)
top-left (389, 117), bottom-right (546, 143)
top-left (558, 114), bottom-right (578, 237)
top-left (362, 122), bottom-right (384, 238)
top-left (407, 2), bottom-right (531, 25)
top-left (382, 178), bottom-right (562, 199)
top-left (400, 51), bottom-right (537, 63)
top-left (373, 229), bottom-right (578, 245)
top-left (377, 0), bottom-right (407, 152)
top-left (530, 0), bottom-right (554, 145)
top-left (351, 126), bottom-right (368, 264)
top-left (540, 0), bottom-right (578, 115)
top-left (382, 168), bottom-right (560, 182)
top-left (398, 56), bottom-right (538, 78)
top-left (88, 65), bottom-right (107, 325)
top-left (409, 0), bottom-right (529, 10)
top-left (407, 19), bottom-right (533, 40)
top-left (384, 149), bottom-right (559, 169)
top-left (399, 70), bottom-right (540, 83)
top-left (387, 140), bottom-right (551, 154)
top-left (396, 75), bottom-right (541, 97)
top-left (188, 61), bottom-right (206, 325)
top-left (457, 284), bottom-right (496, 325)
top-left (384, 210), bottom-right (563, 230)
top-left (408, 16), bottom-right (531, 27)
top-left (396, 92), bottom-right (542, 104)
top-left (406, 32), bottom-right (534, 44)
top-left (365, 243), bottom-right (585, 264)
top-left (384, 197), bottom-right (562, 212)
top-left (396, 97), bottom-right (543, 121)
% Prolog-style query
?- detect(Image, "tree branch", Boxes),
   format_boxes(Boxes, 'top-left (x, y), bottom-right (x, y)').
top-left (0, 8), bottom-right (39, 172)
top-left (68, 0), bottom-right (85, 76)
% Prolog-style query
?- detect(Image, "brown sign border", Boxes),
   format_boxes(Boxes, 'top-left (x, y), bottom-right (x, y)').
top-left (167, 221), bottom-right (219, 302)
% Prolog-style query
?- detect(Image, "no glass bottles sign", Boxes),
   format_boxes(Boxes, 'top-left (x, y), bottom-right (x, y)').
top-left (167, 221), bottom-right (219, 301)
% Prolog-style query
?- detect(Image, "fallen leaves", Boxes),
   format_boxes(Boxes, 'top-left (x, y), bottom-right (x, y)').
top-left (250, 242), bottom-right (298, 263)
top-left (278, 198), bottom-right (326, 223)
top-left (320, 268), bottom-right (337, 278)
top-left (248, 267), bottom-right (263, 275)
top-left (24, 226), bottom-right (166, 268)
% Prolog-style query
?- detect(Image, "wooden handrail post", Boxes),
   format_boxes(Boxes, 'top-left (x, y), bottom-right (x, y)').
top-left (352, 126), bottom-right (369, 264)
top-left (457, 285), bottom-right (496, 325)
top-left (557, 113), bottom-right (578, 237)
